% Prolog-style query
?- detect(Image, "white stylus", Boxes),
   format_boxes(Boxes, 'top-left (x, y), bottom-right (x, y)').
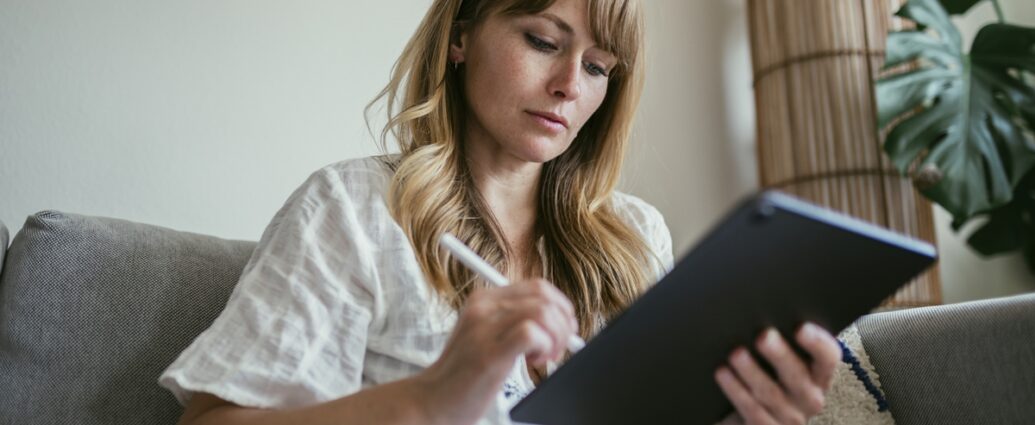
top-left (439, 232), bottom-right (586, 354)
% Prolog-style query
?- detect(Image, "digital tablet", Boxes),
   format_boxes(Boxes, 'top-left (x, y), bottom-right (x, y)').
top-left (509, 191), bottom-right (937, 425)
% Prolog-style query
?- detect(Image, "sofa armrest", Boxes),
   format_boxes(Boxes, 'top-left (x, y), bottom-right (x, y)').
top-left (0, 219), bottom-right (7, 278)
top-left (857, 293), bottom-right (1035, 424)
top-left (0, 221), bottom-right (7, 277)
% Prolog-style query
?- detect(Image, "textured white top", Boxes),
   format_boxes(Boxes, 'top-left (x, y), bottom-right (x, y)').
top-left (158, 156), bottom-right (674, 424)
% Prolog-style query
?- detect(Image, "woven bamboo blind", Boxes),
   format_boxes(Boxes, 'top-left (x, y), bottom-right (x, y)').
top-left (746, 0), bottom-right (941, 308)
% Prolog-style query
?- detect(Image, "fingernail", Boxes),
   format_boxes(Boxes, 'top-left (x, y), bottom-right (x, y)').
top-left (732, 348), bottom-right (750, 365)
top-left (716, 367), bottom-right (732, 382)
top-left (803, 322), bottom-right (821, 341)
top-left (766, 328), bottom-right (780, 348)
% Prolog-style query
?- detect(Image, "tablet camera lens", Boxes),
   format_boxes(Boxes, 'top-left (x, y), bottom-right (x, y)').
top-left (751, 201), bottom-right (776, 222)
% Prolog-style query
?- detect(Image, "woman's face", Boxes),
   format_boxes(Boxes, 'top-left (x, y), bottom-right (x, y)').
top-left (454, 0), bottom-right (617, 164)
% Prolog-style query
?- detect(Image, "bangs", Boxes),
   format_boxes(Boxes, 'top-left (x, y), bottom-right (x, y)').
top-left (586, 0), bottom-right (642, 77)
top-left (472, 0), bottom-right (643, 78)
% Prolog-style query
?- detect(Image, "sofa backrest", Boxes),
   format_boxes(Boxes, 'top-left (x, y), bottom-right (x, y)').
top-left (0, 211), bottom-right (256, 425)
top-left (858, 293), bottom-right (1035, 425)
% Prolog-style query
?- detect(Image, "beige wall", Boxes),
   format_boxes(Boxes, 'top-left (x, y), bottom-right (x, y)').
top-left (1, 0), bottom-right (1032, 302)
top-left (624, 0), bottom-right (1035, 303)
top-left (624, 0), bottom-right (758, 256)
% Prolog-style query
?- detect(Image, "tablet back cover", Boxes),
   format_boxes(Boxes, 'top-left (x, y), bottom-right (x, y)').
top-left (509, 191), bottom-right (936, 425)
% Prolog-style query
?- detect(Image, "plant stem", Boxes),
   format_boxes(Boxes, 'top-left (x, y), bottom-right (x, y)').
top-left (991, 0), bottom-right (1005, 23)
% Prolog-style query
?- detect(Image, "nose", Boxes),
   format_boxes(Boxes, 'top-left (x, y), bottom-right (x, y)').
top-left (547, 59), bottom-right (582, 101)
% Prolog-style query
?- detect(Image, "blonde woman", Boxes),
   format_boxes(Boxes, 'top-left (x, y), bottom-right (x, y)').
top-left (159, 0), bottom-right (842, 424)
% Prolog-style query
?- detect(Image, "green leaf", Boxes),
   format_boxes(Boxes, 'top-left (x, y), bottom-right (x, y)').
top-left (966, 203), bottom-right (1026, 255)
top-left (1024, 243), bottom-right (1035, 274)
top-left (938, 0), bottom-right (984, 15)
top-left (876, 0), bottom-right (1035, 222)
top-left (895, 0), bottom-right (962, 47)
top-left (966, 168), bottom-right (1035, 265)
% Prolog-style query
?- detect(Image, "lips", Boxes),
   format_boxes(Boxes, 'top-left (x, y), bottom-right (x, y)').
top-left (526, 110), bottom-right (569, 129)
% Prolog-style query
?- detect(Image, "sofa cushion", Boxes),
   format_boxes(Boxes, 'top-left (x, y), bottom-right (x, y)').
top-left (0, 219), bottom-right (8, 278)
top-left (857, 293), bottom-right (1035, 425)
top-left (0, 211), bottom-right (256, 425)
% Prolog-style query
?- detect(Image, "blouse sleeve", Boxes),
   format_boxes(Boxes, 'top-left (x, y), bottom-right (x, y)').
top-left (645, 204), bottom-right (674, 279)
top-left (158, 167), bottom-right (383, 409)
top-left (612, 192), bottom-right (674, 283)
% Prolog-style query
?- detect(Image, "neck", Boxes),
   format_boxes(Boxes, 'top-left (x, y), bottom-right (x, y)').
top-left (464, 129), bottom-right (542, 275)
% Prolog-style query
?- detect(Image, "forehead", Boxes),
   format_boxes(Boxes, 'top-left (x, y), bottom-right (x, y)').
top-left (496, 0), bottom-right (638, 59)
top-left (498, 0), bottom-right (588, 36)
top-left (510, 8), bottom-right (595, 47)
top-left (532, 0), bottom-right (586, 27)
top-left (463, 0), bottom-right (640, 72)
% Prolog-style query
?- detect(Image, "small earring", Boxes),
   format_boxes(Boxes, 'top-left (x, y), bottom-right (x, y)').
top-left (453, 61), bottom-right (459, 71)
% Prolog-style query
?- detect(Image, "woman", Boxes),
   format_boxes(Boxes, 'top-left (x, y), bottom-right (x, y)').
top-left (159, 0), bottom-right (842, 424)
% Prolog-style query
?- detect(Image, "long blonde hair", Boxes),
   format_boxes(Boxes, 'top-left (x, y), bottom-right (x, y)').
top-left (367, 0), bottom-right (653, 338)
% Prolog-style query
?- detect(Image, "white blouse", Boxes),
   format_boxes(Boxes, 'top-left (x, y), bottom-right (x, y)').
top-left (158, 156), bottom-right (674, 425)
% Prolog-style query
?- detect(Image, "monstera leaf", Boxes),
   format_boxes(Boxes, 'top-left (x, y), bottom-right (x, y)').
top-left (876, 0), bottom-right (1035, 222)
top-left (965, 168), bottom-right (1035, 271)
top-left (937, 0), bottom-right (983, 15)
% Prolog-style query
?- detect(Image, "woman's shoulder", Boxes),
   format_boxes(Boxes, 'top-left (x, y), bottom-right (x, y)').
top-left (316, 155), bottom-right (396, 189)
top-left (610, 191), bottom-right (667, 233)
top-left (290, 155), bottom-right (397, 205)
top-left (272, 155), bottom-right (401, 246)
top-left (610, 191), bottom-right (674, 272)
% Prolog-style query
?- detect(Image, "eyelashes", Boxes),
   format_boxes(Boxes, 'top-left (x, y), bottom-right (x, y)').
top-left (584, 62), bottom-right (608, 77)
top-left (525, 33), bottom-right (557, 52)
top-left (524, 33), bottom-right (610, 78)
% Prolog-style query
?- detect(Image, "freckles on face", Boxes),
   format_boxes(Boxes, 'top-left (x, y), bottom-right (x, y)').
top-left (460, 0), bottom-right (614, 164)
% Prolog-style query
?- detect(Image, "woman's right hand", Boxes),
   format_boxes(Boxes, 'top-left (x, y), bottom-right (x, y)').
top-left (413, 279), bottom-right (579, 425)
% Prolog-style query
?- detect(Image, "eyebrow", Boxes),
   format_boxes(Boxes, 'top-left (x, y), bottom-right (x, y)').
top-left (533, 12), bottom-right (613, 58)
top-left (538, 13), bottom-right (574, 36)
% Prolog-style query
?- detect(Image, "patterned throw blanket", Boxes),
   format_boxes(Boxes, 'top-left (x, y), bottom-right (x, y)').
top-left (808, 325), bottom-right (895, 425)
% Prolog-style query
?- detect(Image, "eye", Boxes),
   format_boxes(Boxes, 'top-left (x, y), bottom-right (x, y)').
top-left (525, 33), bottom-right (558, 52)
top-left (584, 62), bottom-right (609, 78)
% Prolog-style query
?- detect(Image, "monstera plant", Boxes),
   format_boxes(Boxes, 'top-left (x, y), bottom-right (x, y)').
top-left (876, 0), bottom-right (1035, 271)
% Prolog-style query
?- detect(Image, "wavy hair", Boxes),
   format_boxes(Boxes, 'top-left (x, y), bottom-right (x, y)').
top-left (367, 0), bottom-right (654, 339)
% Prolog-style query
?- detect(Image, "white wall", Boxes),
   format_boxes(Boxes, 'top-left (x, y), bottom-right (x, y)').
top-left (0, 0), bottom-right (422, 240)
top-left (1, 0), bottom-right (1032, 302)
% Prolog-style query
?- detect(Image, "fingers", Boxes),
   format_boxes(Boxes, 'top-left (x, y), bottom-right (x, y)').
top-left (718, 324), bottom-right (841, 424)
top-left (715, 366), bottom-right (779, 425)
top-left (501, 279), bottom-right (577, 328)
top-left (507, 279), bottom-right (579, 337)
top-left (497, 297), bottom-right (576, 364)
top-left (755, 328), bottom-right (824, 417)
top-left (727, 347), bottom-right (806, 425)
top-left (499, 317), bottom-right (555, 364)
top-left (470, 279), bottom-right (578, 365)
top-left (795, 322), bottom-right (842, 391)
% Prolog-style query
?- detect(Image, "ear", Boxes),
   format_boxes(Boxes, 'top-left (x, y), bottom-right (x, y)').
top-left (449, 23), bottom-right (468, 64)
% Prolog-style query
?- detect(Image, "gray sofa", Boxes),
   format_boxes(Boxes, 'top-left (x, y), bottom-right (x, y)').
top-left (0, 211), bottom-right (1033, 425)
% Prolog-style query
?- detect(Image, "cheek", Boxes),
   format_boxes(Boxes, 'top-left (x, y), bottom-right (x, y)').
top-left (468, 44), bottom-right (538, 116)
top-left (573, 86), bottom-right (609, 130)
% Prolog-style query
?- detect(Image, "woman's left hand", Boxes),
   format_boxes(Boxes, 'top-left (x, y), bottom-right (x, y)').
top-left (714, 322), bottom-right (842, 425)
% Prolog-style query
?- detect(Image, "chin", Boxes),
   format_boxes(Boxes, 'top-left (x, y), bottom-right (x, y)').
top-left (511, 136), bottom-right (572, 164)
